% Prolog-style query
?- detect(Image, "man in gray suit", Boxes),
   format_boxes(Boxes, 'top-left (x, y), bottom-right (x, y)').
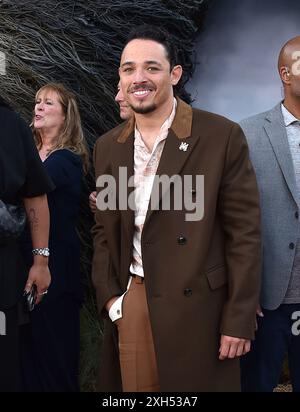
top-left (240, 36), bottom-right (300, 392)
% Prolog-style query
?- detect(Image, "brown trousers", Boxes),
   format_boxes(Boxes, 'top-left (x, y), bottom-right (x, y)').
top-left (115, 276), bottom-right (160, 392)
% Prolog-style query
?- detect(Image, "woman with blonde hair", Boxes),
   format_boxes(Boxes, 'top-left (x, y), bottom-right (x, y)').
top-left (21, 83), bottom-right (89, 392)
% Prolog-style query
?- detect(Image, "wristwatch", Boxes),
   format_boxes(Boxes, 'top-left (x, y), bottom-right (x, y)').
top-left (32, 247), bottom-right (50, 257)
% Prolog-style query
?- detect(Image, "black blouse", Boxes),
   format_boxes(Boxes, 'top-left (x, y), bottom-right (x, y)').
top-left (0, 105), bottom-right (54, 309)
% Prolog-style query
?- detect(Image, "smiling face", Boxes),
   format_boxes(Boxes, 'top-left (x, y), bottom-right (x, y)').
top-left (34, 89), bottom-right (66, 135)
top-left (119, 39), bottom-right (182, 115)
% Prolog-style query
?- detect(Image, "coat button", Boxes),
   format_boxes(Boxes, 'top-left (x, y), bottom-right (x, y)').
top-left (177, 236), bottom-right (187, 245)
top-left (184, 288), bottom-right (192, 297)
top-left (295, 212), bottom-right (299, 219)
top-left (289, 243), bottom-right (295, 250)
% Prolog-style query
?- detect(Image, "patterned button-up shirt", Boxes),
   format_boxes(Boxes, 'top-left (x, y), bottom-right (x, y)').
top-left (108, 98), bottom-right (177, 322)
top-left (129, 98), bottom-right (177, 277)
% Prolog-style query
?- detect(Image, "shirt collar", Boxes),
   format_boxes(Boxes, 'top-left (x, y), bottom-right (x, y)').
top-left (281, 103), bottom-right (300, 127)
top-left (134, 98), bottom-right (177, 147)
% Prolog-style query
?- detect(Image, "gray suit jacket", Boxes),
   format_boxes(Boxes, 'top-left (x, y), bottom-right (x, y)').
top-left (240, 103), bottom-right (299, 310)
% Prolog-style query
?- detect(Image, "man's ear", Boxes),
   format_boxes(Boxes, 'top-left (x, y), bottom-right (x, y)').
top-left (171, 65), bottom-right (183, 86)
top-left (280, 66), bottom-right (291, 85)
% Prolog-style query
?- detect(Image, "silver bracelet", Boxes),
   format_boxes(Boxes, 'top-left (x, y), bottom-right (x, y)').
top-left (32, 247), bottom-right (50, 257)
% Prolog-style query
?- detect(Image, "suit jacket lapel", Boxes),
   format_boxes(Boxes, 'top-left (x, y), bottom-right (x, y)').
top-left (264, 104), bottom-right (300, 208)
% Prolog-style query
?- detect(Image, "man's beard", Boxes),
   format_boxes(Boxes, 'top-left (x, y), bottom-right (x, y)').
top-left (130, 102), bottom-right (157, 114)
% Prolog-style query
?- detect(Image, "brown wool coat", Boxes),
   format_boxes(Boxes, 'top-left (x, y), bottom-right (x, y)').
top-left (92, 98), bottom-right (262, 392)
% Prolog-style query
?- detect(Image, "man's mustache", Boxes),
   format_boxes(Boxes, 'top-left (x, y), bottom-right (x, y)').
top-left (128, 83), bottom-right (156, 93)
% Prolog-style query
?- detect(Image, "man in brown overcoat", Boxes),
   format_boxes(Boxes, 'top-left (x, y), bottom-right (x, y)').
top-left (92, 24), bottom-right (261, 392)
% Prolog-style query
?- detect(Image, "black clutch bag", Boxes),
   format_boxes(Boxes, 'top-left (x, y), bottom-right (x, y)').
top-left (0, 199), bottom-right (26, 240)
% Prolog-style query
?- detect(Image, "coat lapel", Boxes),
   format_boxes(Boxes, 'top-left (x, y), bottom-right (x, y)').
top-left (264, 104), bottom-right (300, 209)
top-left (143, 99), bottom-right (199, 227)
top-left (112, 98), bottom-right (198, 236)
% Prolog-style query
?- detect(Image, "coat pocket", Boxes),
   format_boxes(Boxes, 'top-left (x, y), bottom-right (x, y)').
top-left (205, 265), bottom-right (227, 290)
